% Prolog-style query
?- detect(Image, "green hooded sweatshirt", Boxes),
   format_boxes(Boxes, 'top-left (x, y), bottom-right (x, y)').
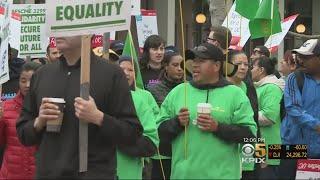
top-left (158, 82), bottom-right (257, 179)
top-left (117, 88), bottom-right (159, 179)
top-left (255, 75), bottom-right (284, 166)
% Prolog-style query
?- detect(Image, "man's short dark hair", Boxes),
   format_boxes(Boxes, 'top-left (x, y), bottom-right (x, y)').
top-left (255, 46), bottom-right (270, 57)
top-left (46, 45), bottom-right (50, 54)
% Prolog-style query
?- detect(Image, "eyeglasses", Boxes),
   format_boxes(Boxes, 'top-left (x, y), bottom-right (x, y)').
top-left (207, 37), bottom-right (217, 42)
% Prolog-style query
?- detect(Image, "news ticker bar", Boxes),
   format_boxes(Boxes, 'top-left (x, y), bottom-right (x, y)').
top-left (268, 144), bottom-right (307, 159)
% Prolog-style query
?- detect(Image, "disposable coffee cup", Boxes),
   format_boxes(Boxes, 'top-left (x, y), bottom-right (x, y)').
top-left (196, 103), bottom-right (212, 128)
top-left (46, 98), bottom-right (65, 132)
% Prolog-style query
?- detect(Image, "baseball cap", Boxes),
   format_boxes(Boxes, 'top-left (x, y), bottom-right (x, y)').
top-left (110, 40), bottom-right (125, 54)
top-left (92, 47), bottom-right (119, 59)
top-left (185, 43), bottom-right (238, 77)
top-left (188, 42), bottom-right (224, 61)
top-left (292, 39), bottom-right (320, 56)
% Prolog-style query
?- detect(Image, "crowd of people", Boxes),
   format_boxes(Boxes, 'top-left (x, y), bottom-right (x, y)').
top-left (0, 25), bottom-right (319, 179)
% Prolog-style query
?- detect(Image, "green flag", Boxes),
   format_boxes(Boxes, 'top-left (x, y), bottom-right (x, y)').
top-left (235, 0), bottom-right (260, 20)
top-left (249, 0), bottom-right (282, 39)
top-left (122, 32), bottom-right (144, 89)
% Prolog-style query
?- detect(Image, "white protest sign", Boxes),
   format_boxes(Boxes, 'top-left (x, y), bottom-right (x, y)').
top-left (46, 0), bottom-right (131, 37)
top-left (265, 14), bottom-right (298, 53)
top-left (9, 11), bottom-right (21, 51)
top-left (0, 2), bottom-right (10, 85)
top-left (222, 3), bottom-right (250, 50)
top-left (136, 10), bottom-right (158, 49)
top-left (296, 159), bottom-right (320, 179)
top-left (131, 0), bottom-right (141, 16)
top-left (12, 4), bottom-right (47, 58)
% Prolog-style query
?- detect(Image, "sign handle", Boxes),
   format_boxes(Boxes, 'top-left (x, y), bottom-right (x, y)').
top-left (79, 35), bottom-right (91, 172)
top-left (102, 32), bottom-right (110, 60)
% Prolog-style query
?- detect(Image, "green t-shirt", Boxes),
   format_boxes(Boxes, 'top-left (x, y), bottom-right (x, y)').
top-left (256, 83), bottom-right (282, 165)
top-left (239, 81), bottom-right (247, 93)
top-left (117, 88), bottom-right (159, 179)
top-left (158, 82), bottom-right (257, 179)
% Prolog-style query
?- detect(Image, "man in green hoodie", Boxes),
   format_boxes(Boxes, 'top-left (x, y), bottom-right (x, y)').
top-left (157, 43), bottom-right (257, 179)
top-left (117, 56), bottom-right (159, 179)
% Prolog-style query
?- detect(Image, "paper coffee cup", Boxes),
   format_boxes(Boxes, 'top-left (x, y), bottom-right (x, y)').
top-left (195, 103), bottom-right (212, 128)
top-left (46, 98), bottom-right (65, 132)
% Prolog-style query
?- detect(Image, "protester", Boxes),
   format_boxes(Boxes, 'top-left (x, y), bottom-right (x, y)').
top-left (226, 50), bottom-right (260, 179)
top-left (0, 62), bottom-right (41, 179)
top-left (46, 45), bottom-right (62, 63)
top-left (278, 50), bottom-right (296, 79)
top-left (280, 39), bottom-right (320, 179)
top-left (250, 46), bottom-right (270, 61)
top-left (148, 50), bottom-right (184, 179)
top-left (2, 44), bottom-right (25, 100)
top-left (140, 35), bottom-right (165, 89)
top-left (157, 43), bottom-right (257, 179)
top-left (16, 35), bottom-right (143, 179)
top-left (31, 58), bottom-right (47, 65)
top-left (251, 56), bottom-right (284, 179)
top-left (117, 56), bottom-right (159, 179)
top-left (207, 26), bottom-right (232, 53)
top-left (250, 46), bottom-right (281, 79)
top-left (149, 50), bottom-right (184, 106)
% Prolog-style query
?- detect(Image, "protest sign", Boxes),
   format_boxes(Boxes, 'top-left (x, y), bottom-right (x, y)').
top-left (12, 4), bottom-right (47, 58)
top-left (9, 11), bottom-right (21, 51)
top-left (135, 9), bottom-right (158, 49)
top-left (0, 1), bottom-right (10, 84)
top-left (265, 14), bottom-right (298, 53)
top-left (222, 3), bottom-right (250, 50)
top-left (131, 0), bottom-right (141, 16)
top-left (46, 0), bottom-right (131, 37)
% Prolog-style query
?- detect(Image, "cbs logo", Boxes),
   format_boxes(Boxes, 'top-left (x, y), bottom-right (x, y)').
top-left (242, 144), bottom-right (266, 158)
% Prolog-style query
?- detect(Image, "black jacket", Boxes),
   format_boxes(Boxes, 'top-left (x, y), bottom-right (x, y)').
top-left (148, 75), bottom-right (182, 106)
top-left (140, 66), bottom-right (162, 89)
top-left (16, 54), bottom-right (143, 179)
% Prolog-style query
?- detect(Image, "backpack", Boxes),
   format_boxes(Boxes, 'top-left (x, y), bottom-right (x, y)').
top-left (280, 71), bottom-right (305, 121)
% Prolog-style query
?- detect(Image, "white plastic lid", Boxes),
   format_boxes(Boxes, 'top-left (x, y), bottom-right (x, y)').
top-left (197, 103), bottom-right (212, 113)
top-left (47, 98), bottom-right (65, 104)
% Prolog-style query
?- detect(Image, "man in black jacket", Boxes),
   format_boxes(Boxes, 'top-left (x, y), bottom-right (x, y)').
top-left (16, 35), bottom-right (143, 179)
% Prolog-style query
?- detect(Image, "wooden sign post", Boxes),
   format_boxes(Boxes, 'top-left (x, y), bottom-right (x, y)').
top-left (79, 35), bottom-right (92, 172)
top-left (102, 32), bottom-right (110, 60)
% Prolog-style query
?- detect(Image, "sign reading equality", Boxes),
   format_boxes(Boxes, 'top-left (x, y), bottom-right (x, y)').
top-left (46, 0), bottom-right (131, 37)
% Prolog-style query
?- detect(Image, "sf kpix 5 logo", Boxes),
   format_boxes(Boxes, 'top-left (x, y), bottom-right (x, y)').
top-left (241, 144), bottom-right (266, 164)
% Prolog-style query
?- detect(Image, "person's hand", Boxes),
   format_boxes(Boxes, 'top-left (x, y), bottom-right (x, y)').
top-left (196, 114), bottom-right (218, 132)
top-left (178, 108), bottom-right (190, 127)
top-left (74, 96), bottom-right (104, 126)
top-left (34, 98), bottom-right (61, 132)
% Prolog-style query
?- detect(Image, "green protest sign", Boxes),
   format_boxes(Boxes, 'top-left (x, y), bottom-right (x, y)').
top-left (47, 0), bottom-right (130, 37)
